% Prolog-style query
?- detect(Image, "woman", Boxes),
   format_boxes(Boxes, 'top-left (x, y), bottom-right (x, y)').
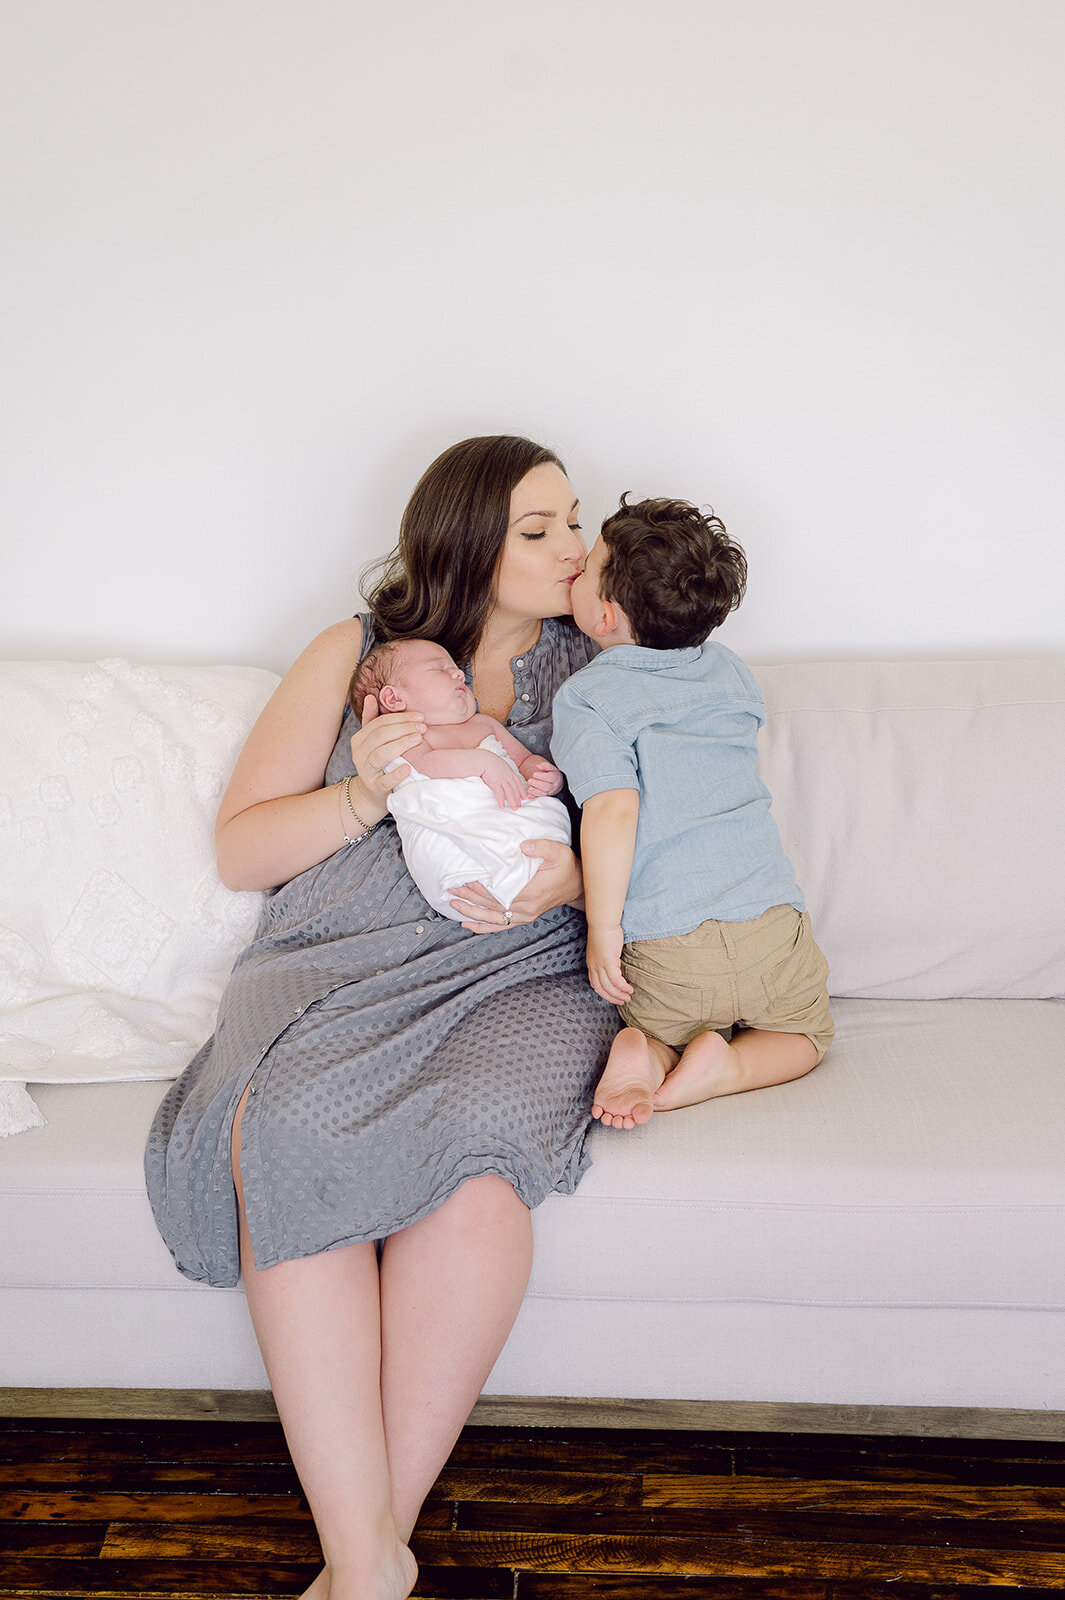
top-left (144, 435), bottom-right (617, 1600)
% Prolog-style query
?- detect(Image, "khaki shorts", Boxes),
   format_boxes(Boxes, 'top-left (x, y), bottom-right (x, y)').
top-left (619, 903), bottom-right (835, 1056)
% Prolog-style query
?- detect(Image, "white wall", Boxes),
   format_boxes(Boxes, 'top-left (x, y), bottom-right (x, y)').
top-left (2, 0), bottom-right (1063, 672)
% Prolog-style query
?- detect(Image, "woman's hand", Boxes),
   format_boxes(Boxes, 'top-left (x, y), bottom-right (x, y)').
top-left (448, 839), bottom-right (584, 933)
top-left (349, 694), bottom-right (426, 816)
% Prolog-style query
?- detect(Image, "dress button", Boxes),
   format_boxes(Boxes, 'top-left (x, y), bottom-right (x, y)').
top-left (293, 1007), bottom-right (303, 1016)
top-left (415, 924), bottom-right (424, 934)
top-left (520, 693), bottom-right (530, 702)
top-left (515, 658), bottom-right (524, 668)
top-left (375, 969), bottom-right (384, 976)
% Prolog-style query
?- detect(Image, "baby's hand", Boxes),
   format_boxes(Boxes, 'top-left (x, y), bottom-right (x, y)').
top-left (479, 752), bottom-right (527, 810)
top-left (523, 759), bottom-right (564, 799)
top-left (586, 925), bottom-right (634, 1006)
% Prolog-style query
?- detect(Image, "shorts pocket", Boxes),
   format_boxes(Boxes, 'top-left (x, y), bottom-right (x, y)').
top-left (757, 910), bottom-right (806, 1005)
top-left (758, 914), bottom-right (829, 1016)
top-left (620, 959), bottom-right (712, 1050)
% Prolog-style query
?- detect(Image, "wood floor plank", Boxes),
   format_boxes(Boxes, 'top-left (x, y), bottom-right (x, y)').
top-left (0, 1489), bottom-right (311, 1522)
top-left (433, 1467), bottom-right (642, 1507)
top-left (0, 1555), bottom-right (513, 1597)
top-left (413, 1527), bottom-right (1065, 1584)
top-left (516, 1580), bottom-right (1065, 1600)
top-left (641, 1474), bottom-right (1065, 1520)
top-left (518, 1580), bottom-right (840, 1600)
top-left (445, 1428), bottom-right (734, 1477)
top-left (0, 1553), bottom-right (319, 1595)
top-left (728, 1431), bottom-right (1065, 1463)
top-left (95, 1520), bottom-right (321, 1562)
top-left (455, 1499), bottom-right (1065, 1553)
top-left (0, 1520), bottom-right (109, 1558)
top-left (0, 1459), bottom-right (632, 1505)
top-left (0, 1419), bottom-right (291, 1467)
top-left (0, 1460), bottom-right (303, 1492)
top-left (97, 1501), bottom-right (451, 1560)
top-left (733, 1438), bottom-right (1065, 1487)
top-left (408, 1563), bottom-right (516, 1598)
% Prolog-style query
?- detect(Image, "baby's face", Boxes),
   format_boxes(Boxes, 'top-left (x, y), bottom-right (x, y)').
top-left (390, 642), bottom-right (477, 725)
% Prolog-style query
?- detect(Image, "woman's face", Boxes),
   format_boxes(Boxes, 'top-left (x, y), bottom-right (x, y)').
top-left (493, 462), bottom-right (586, 623)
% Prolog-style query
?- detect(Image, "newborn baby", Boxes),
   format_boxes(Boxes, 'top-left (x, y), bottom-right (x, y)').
top-left (349, 639), bottom-right (571, 920)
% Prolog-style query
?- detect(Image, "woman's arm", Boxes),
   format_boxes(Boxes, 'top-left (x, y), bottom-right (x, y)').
top-left (215, 619), bottom-right (425, 892)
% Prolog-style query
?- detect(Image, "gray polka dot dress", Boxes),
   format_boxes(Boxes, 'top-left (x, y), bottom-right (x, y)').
top-left (144, 616), bottom-right (617, 1288)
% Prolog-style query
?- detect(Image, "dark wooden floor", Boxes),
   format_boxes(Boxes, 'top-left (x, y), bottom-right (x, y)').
top-left (2, 1416), bottom-right (1065, 1597)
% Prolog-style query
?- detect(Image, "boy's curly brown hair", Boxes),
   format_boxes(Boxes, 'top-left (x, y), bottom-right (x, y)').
top-left (599, 495), bottom-right (747, 650)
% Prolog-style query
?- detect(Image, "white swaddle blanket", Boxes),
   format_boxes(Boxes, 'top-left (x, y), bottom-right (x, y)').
top-left (387, 735), bottom-right (571, 919)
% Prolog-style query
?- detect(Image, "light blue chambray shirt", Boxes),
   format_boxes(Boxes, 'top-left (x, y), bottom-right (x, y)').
top-left (551, 639), bottom-right (805, 942)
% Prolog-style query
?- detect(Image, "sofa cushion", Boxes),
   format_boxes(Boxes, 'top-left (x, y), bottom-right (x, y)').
top-left (0, 1080), bottom-right (190, 1290)
top-left (0, 659), bottom-right (277, 1087)
top-left (755, 660), bottom-right (1065, 999)
top-left (534, 996), bottom-right (1065, 1311)
top-left (4, 998), bottom-right (1062, 1312)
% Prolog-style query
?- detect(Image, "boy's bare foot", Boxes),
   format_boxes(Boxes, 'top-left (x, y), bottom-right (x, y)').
top-left (301, 1541), bottom-right (418, 1600)
top-left (592, 1027), bottom-right (672, 1128)
top-left (653, 1029), bottom-right (739, 1111)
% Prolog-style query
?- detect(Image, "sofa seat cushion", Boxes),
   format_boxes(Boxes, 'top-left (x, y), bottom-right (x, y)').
top-left (3, 997), bottom-right (1062, 1309)
top-left (533, 995), bottom-right (1065, 1311)
top-left (0, 1079), bottom-right (199, 1292)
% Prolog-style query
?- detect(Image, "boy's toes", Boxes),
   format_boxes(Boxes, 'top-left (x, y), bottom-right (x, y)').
top-left (595, 1096), bottom-right (651, 1129)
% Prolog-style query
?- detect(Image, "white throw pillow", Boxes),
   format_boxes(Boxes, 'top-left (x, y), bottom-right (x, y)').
top-left (0, 658), bottom-right (278, 1092)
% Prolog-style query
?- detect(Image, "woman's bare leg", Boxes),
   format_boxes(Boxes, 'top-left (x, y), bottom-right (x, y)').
top-left (231, 1084), bottom-right (417, 1600)
top-left (378, 1175), bottom-right (534, 1541)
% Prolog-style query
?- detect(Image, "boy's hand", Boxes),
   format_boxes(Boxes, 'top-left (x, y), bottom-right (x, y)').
top-left (523, 759), bottom-right (564, 799)
top-left (479, 752), bottom-right (527, 810)
top-left (586, 925), bottom-right (634, 1006)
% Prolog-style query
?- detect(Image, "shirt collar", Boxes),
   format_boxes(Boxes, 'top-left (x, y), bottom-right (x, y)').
top-left (601, 642), bottom-right (703, 670)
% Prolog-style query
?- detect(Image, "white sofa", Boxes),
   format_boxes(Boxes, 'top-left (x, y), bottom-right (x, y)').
top-left (2, 656), bottom-right (1063, 1423)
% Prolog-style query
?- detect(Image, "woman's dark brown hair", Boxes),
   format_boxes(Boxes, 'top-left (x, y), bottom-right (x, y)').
top-left (362, 435), bottom-right (565, 667)
top-left (599, 494), bottom-right (747, 650)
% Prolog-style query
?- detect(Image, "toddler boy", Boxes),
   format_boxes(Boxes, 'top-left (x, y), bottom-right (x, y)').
top-left (551, 496), bottom-right (833, 1128)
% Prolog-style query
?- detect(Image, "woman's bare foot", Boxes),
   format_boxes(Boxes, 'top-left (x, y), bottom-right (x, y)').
top-left (592, 1028), bottom-right (674, 1128)
top-left (301, 1540), bottom-right (418, 1600)
top-left (652, 1029), bottom-right (738, 1111)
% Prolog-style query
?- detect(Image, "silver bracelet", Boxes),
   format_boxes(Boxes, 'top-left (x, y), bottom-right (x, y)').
top-left (337, 775), bottom-right (377, 847)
